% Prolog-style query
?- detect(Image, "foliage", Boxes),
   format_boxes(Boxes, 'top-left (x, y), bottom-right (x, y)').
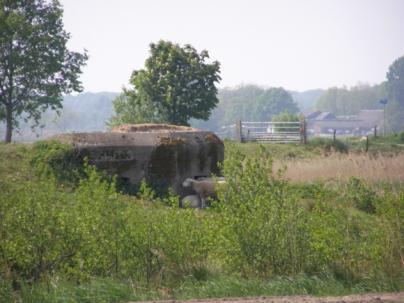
top-left (272, 112), bottom-right (301, 123)
top-left (374, 188), bottom-right (404, 280)
top-left (315, 84), bottom-right (384, 116)
top-left (347, 177), bottom-right (377, 213)
top-left (192, 85), bottom-right (299, 131)
top-left (290, 89), bottom-right (324, 111)
top-left (307, 137), bottom-right (348, 153)
top-left (386, 55), bottom-right (404, 132)
top-left (109, 92), bottom-right (147, 127)
top-left (29, 140), bottom-right (83, 183)
top-left (313, 55), bottom-right (404, 133)
top-left (271, 111), bottom-right (301, 132)
top-left (216, 143), bottom-right (403, 285)
top-left (110, 40), bottom-right (221, 127)
top-left (216, 145), bottom-right (308, 277)
top-left (0, 142), bottom-right (403, 301)
top-left (0, 0), bottom-right (88, 142)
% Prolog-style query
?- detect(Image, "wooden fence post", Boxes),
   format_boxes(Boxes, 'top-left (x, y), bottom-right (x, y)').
top-left (365, 135), bottom-right (369, 152)
top-left (333, 129), bottom-right (336, 144)
top-left (235, 120), bottom-right (242, 143)
top-left (300, 120), bottom-right (307, 144)
top-left (374, 125), bottom-right (377, 138)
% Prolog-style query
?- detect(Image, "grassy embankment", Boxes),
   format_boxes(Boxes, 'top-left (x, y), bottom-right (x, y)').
top-left (0, 136), bottom-right (403, 302)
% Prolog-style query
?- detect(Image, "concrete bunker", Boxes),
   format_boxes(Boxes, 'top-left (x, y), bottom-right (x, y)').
top-left (53, 124), bottom-right (224, 196)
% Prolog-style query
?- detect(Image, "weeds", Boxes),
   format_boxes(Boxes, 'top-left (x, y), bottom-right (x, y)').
top-left (0, 142), bottom-right (403, 301)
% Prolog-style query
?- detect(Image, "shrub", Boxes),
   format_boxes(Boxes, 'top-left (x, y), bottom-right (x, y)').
top-left (29, 140), bottom-right (83, 183)
top-left (347, 177), bottom-right (377, 213)
top-left (308, 137), bottom-right (348, 153)
top-left (0, 175), bottom-right (73, 282)
top-left (271, 112), bottom-right (301, 132)
top-left (399, 132), bottom-right (404, 142)
top-left (217, 144), bottom-right (309, 277)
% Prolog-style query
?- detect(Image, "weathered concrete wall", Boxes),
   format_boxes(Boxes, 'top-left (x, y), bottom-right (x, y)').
top-left (53, 124), bottom-right (224, 196)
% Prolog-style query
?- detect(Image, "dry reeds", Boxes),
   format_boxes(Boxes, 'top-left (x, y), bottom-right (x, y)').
top-left (275, 153), bottom-right (404, 183)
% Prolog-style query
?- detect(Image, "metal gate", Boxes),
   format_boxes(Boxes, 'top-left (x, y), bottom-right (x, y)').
top-left (235, 120), bottom-right (307, 144)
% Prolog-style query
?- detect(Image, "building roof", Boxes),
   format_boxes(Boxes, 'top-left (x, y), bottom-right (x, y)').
top-left (314, 112), bottom-right (336, 121)
top-left (304, 110), bottom-right (322, 120)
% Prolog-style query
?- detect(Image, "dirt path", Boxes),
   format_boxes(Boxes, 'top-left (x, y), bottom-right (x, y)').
top-left (130, 292), bottom-right (403, 303)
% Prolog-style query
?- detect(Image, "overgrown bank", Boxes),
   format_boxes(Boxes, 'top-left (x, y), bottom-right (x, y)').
top-left (0, 142), bottom-right (403, 302)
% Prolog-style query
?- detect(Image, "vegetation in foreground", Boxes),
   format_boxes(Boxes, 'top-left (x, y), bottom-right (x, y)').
top-left (0, 141), bottom-right (403, 302)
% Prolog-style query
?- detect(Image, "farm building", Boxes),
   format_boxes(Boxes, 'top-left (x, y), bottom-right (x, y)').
top-left (305, 110), bottom-right (384, 136)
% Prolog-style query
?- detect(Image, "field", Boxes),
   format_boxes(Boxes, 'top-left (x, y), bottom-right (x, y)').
top-left (238, 136), bottom-right (404, 183)
top-left (0, 136), bottom-right (403, 302)
top-left (276, 153), bottom-right (404, 183)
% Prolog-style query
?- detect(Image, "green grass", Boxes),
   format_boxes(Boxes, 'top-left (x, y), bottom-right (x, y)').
top-left (228, 133), bottom-right (404, 161)
top-left (0, 143), bottom-right (34, 182)
top-left (342, 133), bottom-right (404, 154)
top-left (230, 141), bottom-right (322, 160)
top-left (1, 273), bottom-right (401, 303)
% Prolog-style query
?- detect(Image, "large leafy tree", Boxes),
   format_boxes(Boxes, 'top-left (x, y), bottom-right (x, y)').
top-left (110, 40), bottom-right (221, 126)
top-left (386, 55), bottom-right (404, 132)
top-left (253, 87), bottom-right (298, 121)
top-left (0, 0), bottom-right (88, 142)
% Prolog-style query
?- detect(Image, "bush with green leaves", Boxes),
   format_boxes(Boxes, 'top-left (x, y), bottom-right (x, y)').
top-left (215, 143), bottom-right (402, 285)
top-left (308, 137), bottom-right (348, 153)
top-left (271, 111), bottom-right (301, 132)
top-left (29, 140), bottom-right (84, 183)
top-left (0, 160), bottom-right (216, 288)
top-left (216, 144), bottom-right (309, 277)
top-left (346, 177), bottom-right (378, 213)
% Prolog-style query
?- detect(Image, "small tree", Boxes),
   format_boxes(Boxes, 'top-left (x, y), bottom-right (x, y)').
top-left (0, 0), bottom-right (88, 143)
top-left (271, 111), bottom-right (301, 132)
top-left (110, 40), bottom-right (221, 126)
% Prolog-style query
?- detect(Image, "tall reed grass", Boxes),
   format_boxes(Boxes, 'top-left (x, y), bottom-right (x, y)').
top-left (275, 153), bottom-right (404, 183)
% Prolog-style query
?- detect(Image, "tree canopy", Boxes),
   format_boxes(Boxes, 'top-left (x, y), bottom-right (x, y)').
top-left (386, 55), bottom-right (404, 132)
top-left (315, 84), bottom-right (385, 116)
top-left (0, 0), bottom-right (88, 142)
top-left (191, 85), bottom-right (299, 131)
top-left (271, 111), bottom-right (302, 132)
top-left (110, 40), bottom-right (221, 127)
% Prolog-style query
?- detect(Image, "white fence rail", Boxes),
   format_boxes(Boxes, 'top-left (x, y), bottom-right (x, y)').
top-left (236, 120), bottom-right (307, 144)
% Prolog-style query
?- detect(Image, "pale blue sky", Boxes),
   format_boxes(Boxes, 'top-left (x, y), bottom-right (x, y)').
top-left (61, 0), bottom-right (404, 92)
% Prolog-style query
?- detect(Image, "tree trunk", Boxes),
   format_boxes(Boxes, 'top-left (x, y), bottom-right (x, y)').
top-left (5, 104), bottom-right (13, 143)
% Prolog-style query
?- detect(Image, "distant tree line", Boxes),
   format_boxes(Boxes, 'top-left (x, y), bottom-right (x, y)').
top-left (385, 55), bottom-right (404, 132)
top-left (191, 85), bottom-right (300, 132)
top-left (315, 84), bottom-right (385, 116)
top-left (314, 55), bottom-right (404, 132)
